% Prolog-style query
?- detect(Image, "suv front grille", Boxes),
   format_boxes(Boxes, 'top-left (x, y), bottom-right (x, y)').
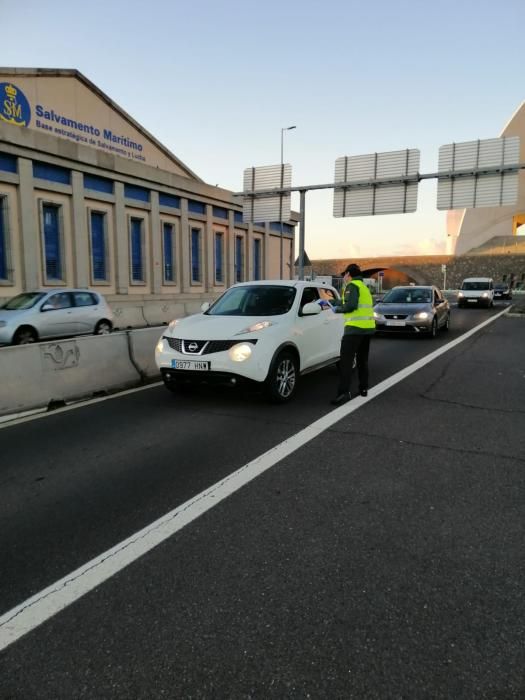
top-left (164, 337), bottom-right (257, 355)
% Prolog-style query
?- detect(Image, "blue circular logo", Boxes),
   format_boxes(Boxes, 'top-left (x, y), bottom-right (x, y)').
top-left (0, 82), bottom-right (31, 127)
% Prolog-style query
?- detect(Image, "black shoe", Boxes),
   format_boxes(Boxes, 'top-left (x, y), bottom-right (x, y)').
top-left (359, 389), bottom-right (368, 397)
top-left (330, 392), bottom-right (351, 406)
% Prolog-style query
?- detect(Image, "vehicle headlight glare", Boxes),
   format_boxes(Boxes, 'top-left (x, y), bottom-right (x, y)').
top-left (414, 311), bottom-right (429, 319)
top-left (156, 338), bottom-right (166, 352)
top-left (458, 292), bottom-right (464, 297)
top-left (373, 311), bottom-right (383, 319)
top-left (229, 343), bottom-right (253, 362)
top-left (236, 320), bottom-right (272, 335)
top-left (482, 292), bottom-right (489, 298)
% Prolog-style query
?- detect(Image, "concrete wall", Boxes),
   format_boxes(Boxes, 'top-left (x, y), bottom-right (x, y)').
top-left (0, 327), bottom-right (164, 417)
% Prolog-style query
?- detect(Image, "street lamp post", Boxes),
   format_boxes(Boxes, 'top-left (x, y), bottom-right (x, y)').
top-left (280, 125), bottom-right (296, 279)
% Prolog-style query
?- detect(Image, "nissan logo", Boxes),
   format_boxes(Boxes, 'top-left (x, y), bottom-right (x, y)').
top-left (188, 342), bottom-right (198, 352)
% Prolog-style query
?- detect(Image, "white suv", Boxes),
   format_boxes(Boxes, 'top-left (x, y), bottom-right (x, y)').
top-left (457, 277), bottom-right (494, 308)
top-left (155, 280), bottom-right (343, 402)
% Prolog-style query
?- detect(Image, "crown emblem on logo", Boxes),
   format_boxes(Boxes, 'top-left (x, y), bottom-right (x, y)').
top-left (5, 84), bottom-right (17, 99)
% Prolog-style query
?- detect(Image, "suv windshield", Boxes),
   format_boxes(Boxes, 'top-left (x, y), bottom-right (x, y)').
top-left (208, 285), bottom-right (297, 316)
top-left (462, 281), bottom-right (491, 290)
top-left (381, 288), bottom-right (432, 304)
top-left (2, 292), bottom-right (45, 310)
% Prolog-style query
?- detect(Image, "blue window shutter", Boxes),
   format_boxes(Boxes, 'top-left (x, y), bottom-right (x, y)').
top-left (84, 174), bottom-right (114, 194)
top-left (125, 184), bottom-right (150, 202)
top-left (90, 212), bottom-right (106, 280)
top-left (212, 206), bottom-right (228, 219)
top-left (215, 233), bottom-right (223, 283)
top-left (159, 193), bottom-right (180, 209)
top-left (0, 198), bottom-right (6, 279)
top-left (191, 228), bottom-right (201, 282)
top-left (188, 200), bottom-right (205, 215)
top-left (253, 239), bottom-right (261, 281)
top-left (33, 161), bottom-right (71, 184)
top-left (163, 223), bottom-right (174, 282)
top-left (42, 205), bottom-right (62, 279)
top-left (130, 219), bottom-right (143, 281)
top-left (0, 153), bottom-right (17, 173)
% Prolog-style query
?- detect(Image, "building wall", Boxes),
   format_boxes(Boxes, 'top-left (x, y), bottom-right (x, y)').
top-left (0, 124), bottom-right (296, 320)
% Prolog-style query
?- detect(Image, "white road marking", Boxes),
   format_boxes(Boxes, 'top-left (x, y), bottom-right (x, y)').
top-left (0, 382), bottom-right (163, 430)
top-left (0, 308), bottom-right (509, 651)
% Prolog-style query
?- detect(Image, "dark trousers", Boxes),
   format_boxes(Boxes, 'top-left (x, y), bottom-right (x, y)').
top-left (337, 333), bottom-right (371, 395)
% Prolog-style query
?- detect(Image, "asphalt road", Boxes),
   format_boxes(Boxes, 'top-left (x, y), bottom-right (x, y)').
top-left (1, 302), bottom-right (523, 699)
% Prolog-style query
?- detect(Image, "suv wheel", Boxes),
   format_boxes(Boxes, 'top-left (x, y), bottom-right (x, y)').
top-left (265, 351), bottom-right (298, 403)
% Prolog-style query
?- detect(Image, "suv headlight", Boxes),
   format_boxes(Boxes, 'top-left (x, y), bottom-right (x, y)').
top-left (236, 320), bottom-right (273, 335)
top-left (229, 343), bottom-right (253, 362)
top-left (373, 311), bottom-right (383, 320)
top-left (458, 292), bottom-right (464, 298)
top-left (413, 311), bottom-right (429, 320)
top-left (482, 292), bottom-right (489, 298)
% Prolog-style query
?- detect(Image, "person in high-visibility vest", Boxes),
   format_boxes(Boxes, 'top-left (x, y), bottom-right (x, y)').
top-left (331, 263), bottom-right (376, 406)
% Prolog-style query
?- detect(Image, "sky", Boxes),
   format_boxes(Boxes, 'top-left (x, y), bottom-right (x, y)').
top-left (2, 0), bottom-right (524, 260)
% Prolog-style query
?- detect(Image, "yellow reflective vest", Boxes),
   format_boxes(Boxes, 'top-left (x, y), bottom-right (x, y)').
top-left (342, 279), bottom-right (376, 330)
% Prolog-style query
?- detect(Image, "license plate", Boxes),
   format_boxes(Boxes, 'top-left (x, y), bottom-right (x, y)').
top-left (171, 359), bottom-right (210, 371)
top-left (386, 320), bottom-right (406, 327)
top-left (467, 299), bottom-right (477, 303)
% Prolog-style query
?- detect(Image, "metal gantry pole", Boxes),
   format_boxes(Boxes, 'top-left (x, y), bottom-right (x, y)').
top-left (298, 189), bottom-right (306, 280)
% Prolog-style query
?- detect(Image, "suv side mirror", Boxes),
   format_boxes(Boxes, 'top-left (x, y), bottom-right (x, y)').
top-left (301, 301), bottom-right (322, 316)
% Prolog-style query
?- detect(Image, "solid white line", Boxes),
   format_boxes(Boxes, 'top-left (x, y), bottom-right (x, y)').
top-left (0, 308), bottom-right (509, 651)
top-left (0, 382), bottom-right (163, 430)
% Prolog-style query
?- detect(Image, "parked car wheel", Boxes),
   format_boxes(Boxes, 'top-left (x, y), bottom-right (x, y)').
top-left (94, 320), bottom-right (112, 335)
top-left (265, 350), bottom-right (298, 403)
top-left (13, 326), bottom-right (38, 345)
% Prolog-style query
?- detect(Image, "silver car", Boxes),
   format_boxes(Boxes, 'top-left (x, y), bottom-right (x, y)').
top-left (374, 285), bottom-right (450, 337)
top-left (0, 289), bottom-right (114, 345)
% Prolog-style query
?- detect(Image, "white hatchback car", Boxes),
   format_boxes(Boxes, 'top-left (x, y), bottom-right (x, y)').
top-left (155, 280), bottom-right (343, 401)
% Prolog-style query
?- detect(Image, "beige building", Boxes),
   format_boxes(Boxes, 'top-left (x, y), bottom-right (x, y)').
top-left (447, 101), bottom-right (525, 255)
top-left (0, 68), bottom-right (296, 326)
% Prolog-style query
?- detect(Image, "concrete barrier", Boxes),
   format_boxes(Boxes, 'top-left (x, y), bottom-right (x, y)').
top-left (0, 328), bottom-right (164, 418)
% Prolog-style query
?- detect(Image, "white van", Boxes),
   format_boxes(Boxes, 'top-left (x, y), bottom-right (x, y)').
top-left (457, 277), bottom-right (494, 308)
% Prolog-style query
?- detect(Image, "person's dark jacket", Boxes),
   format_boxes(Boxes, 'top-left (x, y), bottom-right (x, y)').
top-left (333, 276), bottom-right (375, 336)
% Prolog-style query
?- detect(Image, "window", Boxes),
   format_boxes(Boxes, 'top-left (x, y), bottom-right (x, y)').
top-left (84, 174), bottom-right (113, 194)
top-left (46, 292), bottom-right (72, 310)
top-left (190, 227), bottom-right (202, 283)
top-left (159, 193), bottom-right (180, 209)
top-left (235, 236), bottom-right (244, 283)
top-left (163, 222), bottom-right (176, 283)
top-left (188, 200), bottom-right (205, 215)
top-left (212, 206), bottom-right (228, 219)
top-left (214, 232), bottom-right (224, 284)
top-left (234, 211), bottom-right (243, 224)
top-left (74, 292), bottom-right (98, 306)
top-left (33, 161), bottom-right (71, 185)
top-left (89, 211), bottom-right (107, 282)
top-left (253, 238), bottom-right (262, 281)
top-left (0, 196), bottom-right (9, 280)
top-left (41, 204), bottom-right (63, 281)
top-left (125, 184), bottom-right (150, 202)
top-left (0, 153), bottom-right (17, 173)
top-left (130, 218), bottom-right (144, 282)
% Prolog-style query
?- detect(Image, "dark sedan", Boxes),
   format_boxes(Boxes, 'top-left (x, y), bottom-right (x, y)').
top-left (494, 283), bottom-right (512, 300)
top-left (374, 285), bottom-right (450, 338)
